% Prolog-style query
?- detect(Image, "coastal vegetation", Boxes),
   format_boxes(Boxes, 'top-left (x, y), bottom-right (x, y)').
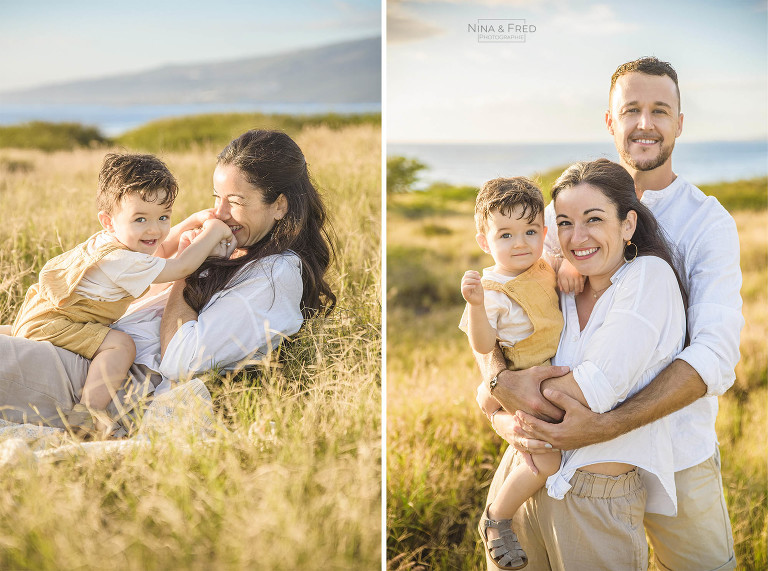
top-left (387, 162), bottom-right (767, 569)
top-left (0, 121), bottom-right (381, 569)
top-left (0, 112), bottom-right (381, 153)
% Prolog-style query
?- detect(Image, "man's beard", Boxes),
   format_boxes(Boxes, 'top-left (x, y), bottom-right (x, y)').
top-left (619, 136), bottom-right (675, 172)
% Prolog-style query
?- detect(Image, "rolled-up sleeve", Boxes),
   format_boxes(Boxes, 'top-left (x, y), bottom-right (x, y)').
top-left (676, 219), bottom-right (744, 396)
top-left (573, 258), bottom-right (686, 413)
top-left (158, 254), bottom-right (304, 381)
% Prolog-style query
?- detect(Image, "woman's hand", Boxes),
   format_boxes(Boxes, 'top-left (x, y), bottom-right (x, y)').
top-left (492, 411), bottom-right (548, 475)
top-left (209, 237), bottom-right (237, 259)
top-left (557, 259), bottom-right (585, 294)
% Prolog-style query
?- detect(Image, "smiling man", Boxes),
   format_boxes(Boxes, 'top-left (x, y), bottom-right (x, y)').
top-left (478, 57), bottom-right (743, 570)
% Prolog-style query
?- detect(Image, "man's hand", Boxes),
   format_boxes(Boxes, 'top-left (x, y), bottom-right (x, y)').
top-left (557, 258), bottom-right (585, 294)
top-left (492, 365), bottom-right (570, 422)
top-left (515, 388), bottom-right (614, 450)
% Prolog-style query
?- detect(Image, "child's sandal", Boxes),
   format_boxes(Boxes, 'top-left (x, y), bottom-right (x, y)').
top-left (478, 504), bottom-right (528, 570)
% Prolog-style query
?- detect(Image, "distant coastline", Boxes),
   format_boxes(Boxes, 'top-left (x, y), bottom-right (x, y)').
top-left (388, 140), bottom-right (768, 187)
top-left (0, 103), bottom-right (382, 137)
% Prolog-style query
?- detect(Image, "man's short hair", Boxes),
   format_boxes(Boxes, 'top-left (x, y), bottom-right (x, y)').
top-left (474, 177), bottom-right (545, 234)
top-left (97, 153), bottom-right (178, 213)
top-left (609, 57), bottom-right (681, 112)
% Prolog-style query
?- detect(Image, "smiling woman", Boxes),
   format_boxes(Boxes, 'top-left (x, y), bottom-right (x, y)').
top-left (479, 158), bottom-right (690, 569)
top-left (0, 129), bottom-right (336, 432)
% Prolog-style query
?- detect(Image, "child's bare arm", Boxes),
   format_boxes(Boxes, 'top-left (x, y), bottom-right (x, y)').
top-left (156, 209), bottom-right (218, 259)
top-left (557, 258), bottom-right (585, 294)
top-left (476, 379), bottom-right (504, 417)
top-left (461, 270), bottom-right (497, 354)
top-left (153, 219), bottom-right (233, 283)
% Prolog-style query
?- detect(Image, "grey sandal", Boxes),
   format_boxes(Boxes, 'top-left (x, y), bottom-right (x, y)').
top-left (478, 504), bottom-right (528, 570)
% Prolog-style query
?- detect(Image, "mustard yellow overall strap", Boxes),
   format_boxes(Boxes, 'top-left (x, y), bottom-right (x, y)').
top-left (37, 232), bottom-right (123, 306)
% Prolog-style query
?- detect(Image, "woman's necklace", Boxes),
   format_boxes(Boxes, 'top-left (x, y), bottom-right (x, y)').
top-left (588, 280), bottom-right (611, 299)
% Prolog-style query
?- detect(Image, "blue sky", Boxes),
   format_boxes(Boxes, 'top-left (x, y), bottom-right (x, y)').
top-left (0, 0), bottom-right (381, 91)
top-left (388, 0), bottom-right (768, 142)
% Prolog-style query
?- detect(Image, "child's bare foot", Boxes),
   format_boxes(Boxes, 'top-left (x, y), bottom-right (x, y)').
top-left (65, 404), bottom-right (119, 439)
top-left (479, 504), bottom-right (528, 569)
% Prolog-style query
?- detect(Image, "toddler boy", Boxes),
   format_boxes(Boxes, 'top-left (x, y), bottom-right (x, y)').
top-left (12, 153), bottom-right (233, 436)
top-left (459, 177), bottom-right (563, 569)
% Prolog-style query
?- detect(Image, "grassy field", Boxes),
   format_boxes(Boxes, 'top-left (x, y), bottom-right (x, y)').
top-left (0, 123), bottom-right (381, 569)
top-left (386, 173), bottom-right (768, 570)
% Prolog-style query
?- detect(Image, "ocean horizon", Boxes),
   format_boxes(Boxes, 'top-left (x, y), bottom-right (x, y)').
top-left (388, 141), bottom-right (768, 187)
top-left (0, 102), bottom-right (382, 137)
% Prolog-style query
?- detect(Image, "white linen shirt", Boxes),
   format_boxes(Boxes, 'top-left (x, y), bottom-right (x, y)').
top-left (544, 176), bottom-right (744, 471)
top-left (546, 256), bottom-right (686, 516)
top-left (458, 267), bottom-right (534, 348)
top-left (112, 253), bottom-right (303, 393)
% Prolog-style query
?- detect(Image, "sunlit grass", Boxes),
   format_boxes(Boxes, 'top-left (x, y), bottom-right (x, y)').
top-left (0, 124), bottom-right (381, 569)
top-left (386, 182), bottom-right (767, 570)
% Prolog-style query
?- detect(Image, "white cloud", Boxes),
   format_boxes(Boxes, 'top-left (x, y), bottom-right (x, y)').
top-left (548, 4), bottom-right (639, 35)
top-left (387, 2), bottom-right (445, 44)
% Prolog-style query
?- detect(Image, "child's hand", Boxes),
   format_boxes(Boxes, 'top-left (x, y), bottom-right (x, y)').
top-left (461, 270), bottom-right (484, 306)
top-left (557, 259), bottom-right (585, 294)
top-left (202, 218), bottom-right (235, 242)
top-left (177, 229), bottom-right (201, 256)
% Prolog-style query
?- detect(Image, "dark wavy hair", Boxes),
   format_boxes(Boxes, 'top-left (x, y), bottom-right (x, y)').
top-left (183, 130), bottom-right (336, 317)
top-left (551, 158), bottom-right (687, 309)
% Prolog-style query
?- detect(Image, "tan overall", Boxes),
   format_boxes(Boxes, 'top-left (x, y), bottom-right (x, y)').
top-left (11, 234), bottom-right (147, 359)
top-left (482, 259), bottom-right (563, 370)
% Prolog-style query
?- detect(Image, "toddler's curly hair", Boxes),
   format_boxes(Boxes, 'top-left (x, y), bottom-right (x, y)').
top-left (474, 177), bottom-right (545, 234)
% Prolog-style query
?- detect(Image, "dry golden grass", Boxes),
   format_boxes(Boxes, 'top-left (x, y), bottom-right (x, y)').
top-left (387, 189), bottom-right (768, 570)
top-left (0, 124), bottom-right (381, 570)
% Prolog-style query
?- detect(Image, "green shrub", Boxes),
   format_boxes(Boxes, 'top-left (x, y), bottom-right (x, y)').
top-left (0, 122), bottom-right (110, 152)
top-left (387, 156), bottom-right (427, 194)
top-left (386, 245), bottom-right (462, 311)
top-left (117, 112), bottom-right (380, 153)
top-left (699, 177), bottom-right (768, 212)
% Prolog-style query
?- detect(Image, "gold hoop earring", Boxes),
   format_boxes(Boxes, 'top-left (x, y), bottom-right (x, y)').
top-left (624, 240), bottom-right (638, 263)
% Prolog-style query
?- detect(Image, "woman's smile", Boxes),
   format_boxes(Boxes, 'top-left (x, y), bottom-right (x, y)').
top-left (572, 247), bottom-right (599, 259)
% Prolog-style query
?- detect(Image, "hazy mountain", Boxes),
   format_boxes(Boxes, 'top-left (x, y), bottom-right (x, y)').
top-left (0, 37), bottom-right (381, 105)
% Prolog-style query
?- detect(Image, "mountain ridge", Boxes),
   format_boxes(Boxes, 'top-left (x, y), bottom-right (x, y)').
top-left (0, 36), bottom-right (381, 105)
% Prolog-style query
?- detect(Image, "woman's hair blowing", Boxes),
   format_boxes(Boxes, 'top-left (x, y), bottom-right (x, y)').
top-left (183, 130), bottom-right (336, 317)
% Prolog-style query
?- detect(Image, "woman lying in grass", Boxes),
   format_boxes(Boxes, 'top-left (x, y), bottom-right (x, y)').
top-left (0, 129), bottom-right (336, 433)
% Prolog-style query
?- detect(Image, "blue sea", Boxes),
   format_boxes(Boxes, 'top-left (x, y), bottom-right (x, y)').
top-left (388, 141), bottom-right (768, 187)
top-left (0, 102), bottom-right (382, 137)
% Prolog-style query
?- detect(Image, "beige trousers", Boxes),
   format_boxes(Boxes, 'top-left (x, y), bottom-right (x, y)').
top-left (644, 449), bottom-right (736, 570)
top-left (0, 333), bottom-right (160, 428)
top-left (485, 445), bottom-right (648, 571)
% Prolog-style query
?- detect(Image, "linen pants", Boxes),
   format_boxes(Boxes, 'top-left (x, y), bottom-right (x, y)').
top-left (644, 449), bottom-right (736, 570)
top-left (484, 445), bottom-right (648, 571)
top-left (0, 333), bottom-right (159, 428)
